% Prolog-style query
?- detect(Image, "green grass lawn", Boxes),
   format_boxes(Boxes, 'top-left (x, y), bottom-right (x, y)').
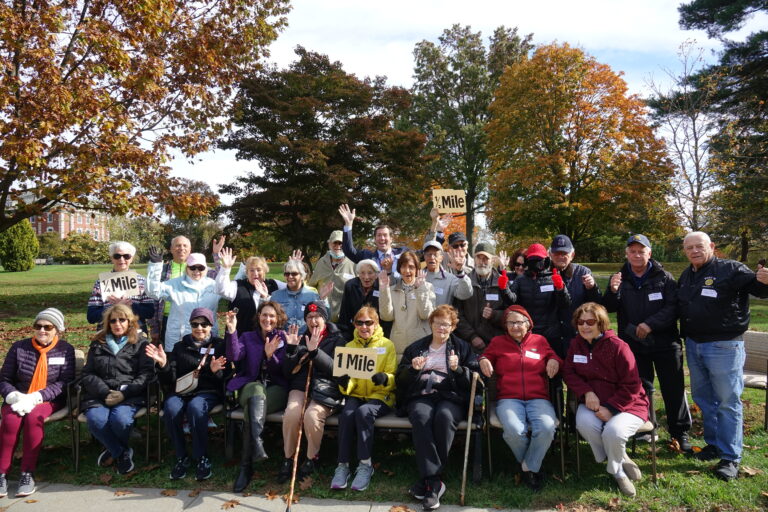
top-left (1, 264), bottom-right (767, 510)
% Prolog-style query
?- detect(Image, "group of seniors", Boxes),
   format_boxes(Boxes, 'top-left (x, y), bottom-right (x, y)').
top-left (1, 211), bottom-right (765, 506)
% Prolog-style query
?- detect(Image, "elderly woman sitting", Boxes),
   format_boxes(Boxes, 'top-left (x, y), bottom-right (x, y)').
top-left (147, 247), bottom-right (221, 352)
top-left (337, 259), bottom-right (388, 340)
top-left (270, 258), bottom-right (330, 331)
top-left (479, 305), bottom-right (562, 491)
top-left (0, 308), bottom-right (75, 498)
top-left (87, 241), bottom-right (155, 330)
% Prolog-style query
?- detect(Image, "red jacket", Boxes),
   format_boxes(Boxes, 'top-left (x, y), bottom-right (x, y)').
top-left (482, 332), bottom-right (562, 401)
top-left (563, 330), bottom-right (648, 421)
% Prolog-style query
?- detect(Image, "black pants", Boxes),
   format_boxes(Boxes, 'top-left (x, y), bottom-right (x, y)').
top-left (408, 396), bottom-right (464, 479)
top-left (634, 344), bottom-right (691, 437)
top-left (337, 397), bottom-right (390, 463)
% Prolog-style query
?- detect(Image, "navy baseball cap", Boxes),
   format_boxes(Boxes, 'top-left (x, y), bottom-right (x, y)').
top-left (626, 234), bottom-right (651, 249)
top-left (550, 234), bottom-right (574, 253)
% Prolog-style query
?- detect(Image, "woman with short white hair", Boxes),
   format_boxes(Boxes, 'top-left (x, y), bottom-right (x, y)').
top-left (87, 241), bottom-right (155, 331)
top-left (337, 259), bottom-right (387, 340)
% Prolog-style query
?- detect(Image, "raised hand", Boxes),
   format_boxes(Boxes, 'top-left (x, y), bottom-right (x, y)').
top-left (436, 213), bottom-right (453, 232)
top-left (225, 309), bottom-right (238, 334)
top-left (145, 343), bottom-right (168, 368)
top-left (582, 273), bottom-right (596, 290)
top-left (211, 235), bottom-right (226, 257)
top-left (253, 278), bottom-right (269, 298)
top-left (378, 269), bottom-right (389, 288)
top-left (482, 302), bottom-right (492, 319)
top-left (264, 335), bottom-right (281, 359)
top-left (497, 269), bottom-right (509, 290)
top-left (498, 250), bottom-right (510, 269)
top-left (609, 272), bottom-right (622, 293)
top-left (338, 204), bottom-right (356, 227)
top-left (219, 247), bottom-right (236, 268)
top-left (448, 349), bottom-right (459, 371)
top-left (380, 256), bottom-right (393, 272)
top-left (551, 267), bottom-right (564, 290)
top-left (319, 280), bottom-right (334, 300)
top-left (414, 269), bottom-right (427, 288)
top-left (148, 245), bottom-right (163, 263)
top-left (285, 324), bottom-right (300, 345)
top-left (307, 325), bottom-right (323, 351)
top-left (289, 249), bottom-right (304, 262)
top-left (210, 355), bottom-right (228, 373)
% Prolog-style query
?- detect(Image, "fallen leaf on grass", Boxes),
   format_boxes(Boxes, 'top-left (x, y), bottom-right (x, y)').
top-left (98, 473), bottom-right (113, 484)
top-left (551, 474), bottom-right (563, 483)
top-left (299, 476), bottom-right (313, 490)
top-left (160, 489), bottom-right (177, 496)
top-left (282, 493), bottom-right (299, 504)
top-left (241, 492), bottom-right (252, 497)
top-left (685, 470), bottom-right (701, 475)
top-left (607, 497), bottom-right (621, 509)
top-left (264, 489), bottom-right (280, 500)
top-left (689, 403), bottom-right (700, 414)
top-left (188, 489), bottom-right (201, 497)
top-left (741, 466), bottom-right (763, 477)
top-left (114, 490), bottom-right (133, 496)
top-left (389, 506), bottom-right (416, 512)
top-left (221, 499), bottom-right (239, 509)
top-left (667, 438), bottom-right (682, 453)
top-left (760, 491), bottom-right (768, 498)
top-left (690, 446), bottom-right (702, 454)
top-left (24, 500), bottom-right (38, 504)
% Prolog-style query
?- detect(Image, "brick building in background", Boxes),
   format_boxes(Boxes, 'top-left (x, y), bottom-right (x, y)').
top-left (29, 209), bottom-right (110, 241)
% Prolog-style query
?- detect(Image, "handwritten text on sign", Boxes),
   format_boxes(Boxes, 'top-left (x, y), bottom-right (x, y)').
top-left (333, 347), bottom-right (379, 379)
top-left (99, 270), bottom-right (141, 299)
top-left (432, 189), bottom-right (466, 214)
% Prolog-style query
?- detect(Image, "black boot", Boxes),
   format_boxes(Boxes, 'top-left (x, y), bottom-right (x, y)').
top-left (233, 426), bottom-right (253, 493)
top-left (248, 395), bottom-right (268, 461)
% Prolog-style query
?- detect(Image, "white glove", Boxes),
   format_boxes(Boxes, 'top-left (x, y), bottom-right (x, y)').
top-left (17, 395), bottom-right (37, 415)
top-left (11, 400), bottom-right (27, 416)
top-left (29, 392), bottom-right (43, 405)
top-left (5, 391), bottom-right (22, 405)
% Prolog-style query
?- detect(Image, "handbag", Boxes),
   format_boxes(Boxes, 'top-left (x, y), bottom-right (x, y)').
top-left (175, 344), bottom-right (214, 395)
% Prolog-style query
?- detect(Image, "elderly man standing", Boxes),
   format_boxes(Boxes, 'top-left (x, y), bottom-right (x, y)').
top-left (678, 231), bottom-right (768, 481)
top-left (307, 231), bottom-right (356, 322)
top-left (603, 234), bottom-right (692, 452)
top-left (422, 240), bottom-right (472, 306)
top-left (425, 208), bottom-right (474, 275)
top-left (338, 204), bottom-right (405, 278)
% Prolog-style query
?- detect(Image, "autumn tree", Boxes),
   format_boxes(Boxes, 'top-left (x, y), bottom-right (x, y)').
top-left (219, 47), bottom-right (433, 264)
top-left (0, 220), bottom-right (38, 271)
top-left (107, 215), bottom-right (165, 262)
top-left (486, 43), bottom-right (677, 253)
top-left (0, 0), bottom-right (289, 233)
top-left (36, 232), bottom-right (64, 261)
top-left (410, 25), bottom-right (533, 247)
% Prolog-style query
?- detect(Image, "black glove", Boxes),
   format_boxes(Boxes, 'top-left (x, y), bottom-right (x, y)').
top-left (371, 372), bottom-right (388, 386)
top-left (148, 246), bottom-right (163, 263)
top-left (337, 374), bottom-right (350, 388)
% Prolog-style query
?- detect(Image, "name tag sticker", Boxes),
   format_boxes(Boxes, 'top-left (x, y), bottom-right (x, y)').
top-left (372, 290), bottom-right (380, 297)
top-left (408, 293), bottom-right (417, 300)
top-left (701, 288), bottom-right (718, 298)
top-left (376, 347), bottom-right (387, 355)
top-left (525, 350), bottom-right (541, 360)
top-left (573, 354), bottom-right (588, 364)
top-left (434, 287), bottom-right (444, 295)
top-left (540, 284), bottom-right (554, 293)
top-left (200, 347), bottom-right (209, 354)
top-left (48, 357), bottom-right (65, 365)
top-left (343, 273), bottom-right (354, 280)
top-left (485, 293), bottom-right (499, 301)
top-left (648, 292), bottom-right (663, 301)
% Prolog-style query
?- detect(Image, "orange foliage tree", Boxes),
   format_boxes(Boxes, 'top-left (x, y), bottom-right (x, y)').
top-left (486, 43), bottom-right (677, 252)
top-left (0, 0), bottom-right (290, 231)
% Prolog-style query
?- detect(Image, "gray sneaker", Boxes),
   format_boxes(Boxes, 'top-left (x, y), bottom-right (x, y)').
top-left (0, 473), bottom-right (7, 497)
top-left (330, 464), bottom-right (350, 490)
top-left (15, 472), bottom-right (36, 498)
top-left (350, 463), bottom-right (374, 491)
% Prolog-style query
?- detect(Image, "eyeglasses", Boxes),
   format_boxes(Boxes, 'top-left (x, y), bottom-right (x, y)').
top-left (109, 318), bottom-right (128, 325)
top-left (283, 272), bottom-right (300, 277)
top-left (513, 262), bottom-right (524, 267)
top-left (112, 253), bottom-right (132, 260)
top-left (190, 322), bottom-right (212, 328)
top-left (188, 265), bottom-right (206, 272)
top-left (505, 321), bottom-right (527, 327)
top-left (354, 320), bottom-right (375, 327)
top-left (433, 322), bottom-right (453, 329)
top-left (576, 318), bottom-right (598, 326)
top-left (451, 243), bottom-right (467, 249)
top-left (33, 323), bottom-right (55, 332)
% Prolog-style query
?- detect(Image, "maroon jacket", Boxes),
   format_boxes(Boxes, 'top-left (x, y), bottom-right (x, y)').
top-left (0, 338), bottom-right (76, 405)
top-left (563, 329), bottom-right (648, 421)
top-left (482, 332), bottom-right (562, 401)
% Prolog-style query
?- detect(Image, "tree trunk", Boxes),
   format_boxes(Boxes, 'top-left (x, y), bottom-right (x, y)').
top-left (739, 229), bottom-right (749, 262)
top-left (465, 190), bottom-right (476, 249)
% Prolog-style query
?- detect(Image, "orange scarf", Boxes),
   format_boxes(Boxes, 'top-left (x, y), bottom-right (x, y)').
top-left (29, 335), bottom-right (59, 394)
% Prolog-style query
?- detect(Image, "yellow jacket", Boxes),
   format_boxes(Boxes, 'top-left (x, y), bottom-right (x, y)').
top-left (340, 325), bottom-right (396, 407)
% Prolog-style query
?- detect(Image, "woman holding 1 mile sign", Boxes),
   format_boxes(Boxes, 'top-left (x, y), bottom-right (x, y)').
top-left (145, 307), bottom-right (229, 481)
top-left (0, 308), bottom-right (75, 498)
top-left (81, 304), bottom-right (155, 475)
top-left (396, 305), bottom-right (479, 510)
top-left (479, 305), bottom-right (562, 492)
top-left (331, 306), bottom-right (396, 492)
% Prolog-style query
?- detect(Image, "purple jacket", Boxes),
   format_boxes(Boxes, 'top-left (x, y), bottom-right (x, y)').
top-left (0, 338), bottom-right (76, 404)
top-left (225, 329), bottom-right (287, 392)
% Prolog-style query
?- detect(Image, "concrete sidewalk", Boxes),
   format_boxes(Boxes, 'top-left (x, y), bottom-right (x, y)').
top-left (0, 482), bottom-right (549, 512)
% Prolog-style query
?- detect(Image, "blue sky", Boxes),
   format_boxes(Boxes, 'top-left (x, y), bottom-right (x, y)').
top-left (171, 0), bottom-right (767, 204)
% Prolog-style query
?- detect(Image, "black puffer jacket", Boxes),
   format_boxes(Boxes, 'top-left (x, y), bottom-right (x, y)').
top-left (395, 333), bottom-right (478, 415)
top-left (81, 334), bottom-right (155, 410)
top-left (283, 322), bottom-right (347, 408)
top-left (678, 257), bottom-right (768, 342)
top-left (157, 334), bottom-right (229, 398)
top-left (602, 260), bottom-right (679, 353)
top-left (508, 271), bottom-right (571, 355)
top-left (453, 269), bottom-right (509, 350)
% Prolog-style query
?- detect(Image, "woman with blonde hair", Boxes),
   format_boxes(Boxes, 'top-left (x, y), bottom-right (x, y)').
top-left (82, 304), bottom-right (155, 474)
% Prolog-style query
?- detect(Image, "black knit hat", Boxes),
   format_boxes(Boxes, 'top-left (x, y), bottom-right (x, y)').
top-left (304, 301), bottom-right (329, 322)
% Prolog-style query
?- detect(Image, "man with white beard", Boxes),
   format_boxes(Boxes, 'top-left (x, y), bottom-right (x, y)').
top-left (307, 230), bottom-right (356, 322)
top-left (454, 242), bottom-right (510, 353)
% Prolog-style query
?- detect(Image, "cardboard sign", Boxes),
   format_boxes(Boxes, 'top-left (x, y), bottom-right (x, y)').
top-left (99, 270), bottom-right (141, 299)
top-left (432, 189), bottom-right (466, 214)
top-left (333, 346), bottom-right (379, 379)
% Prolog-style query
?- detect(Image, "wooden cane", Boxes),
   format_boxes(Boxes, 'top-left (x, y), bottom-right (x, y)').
top-left (286, 360), bottom-right (313, 512)
top-left (460, 371), bottom-right (480, 506)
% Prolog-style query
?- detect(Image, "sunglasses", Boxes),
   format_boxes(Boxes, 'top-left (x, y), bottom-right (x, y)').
top-left (576, 318), bottom-right (598, 326)
top-left (188, 265), bottom-right (206, 272)
top-left (283, 272), bottom-right (300, 277)
top-left (354, 320), bottom-right (374, 327)
top-left (513, 262), bottom-right (524, 267)
top-left (112, 253), bottom-right (132, 260)
top-left (190, 321), bottom-right (212, 328)
top-left (109, 317), bottom-right (129, 325)
top-left (451, 243), bottom-right (467, 249)
top-left (33, 323), bottom-right (55, 332)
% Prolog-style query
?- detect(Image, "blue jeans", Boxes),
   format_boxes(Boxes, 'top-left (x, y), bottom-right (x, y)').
top-left (685, 338), bottom-right (745, 462)
top-left (164, 393), bottom-right (221, 459)
top-left (496, 398), bottom-right (557, 472)
top-left (85, 404), bottom-right (139, 458)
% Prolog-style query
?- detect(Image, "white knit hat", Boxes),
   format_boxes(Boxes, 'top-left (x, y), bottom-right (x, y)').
top-left (35, 308), bottom-right (66, 332)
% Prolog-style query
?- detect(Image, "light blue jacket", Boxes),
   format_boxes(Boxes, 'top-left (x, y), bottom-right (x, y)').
top-left (146, 262), bottom-right (221, 352)
top-left (270, 284), bottom-right (323, 331)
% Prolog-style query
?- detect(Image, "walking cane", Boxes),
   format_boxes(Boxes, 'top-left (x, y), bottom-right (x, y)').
top-left (286, 360), bottom-right (313, 512)
top-left (460, 371), bottom-right (480, 506)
